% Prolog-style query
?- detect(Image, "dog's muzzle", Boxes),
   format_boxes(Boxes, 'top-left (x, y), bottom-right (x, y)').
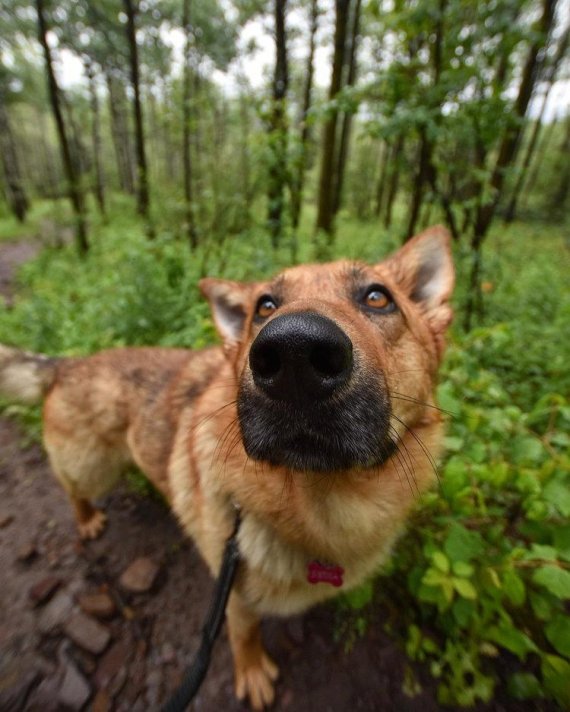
top-left (237, 311), bottom-right (395, 472)
top-left (249, 312), bottom-right (353, 404)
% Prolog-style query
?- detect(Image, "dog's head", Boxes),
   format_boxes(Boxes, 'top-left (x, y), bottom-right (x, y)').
top-left (200, 226), bottom-right (454, 473)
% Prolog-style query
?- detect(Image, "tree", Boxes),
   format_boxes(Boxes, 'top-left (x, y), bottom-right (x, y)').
top-left (266, 0), bottom-right (289, 247)
top-left (315, 0), bottom-right (352, 239)
top-left (0, 78), bottom-right (29, 222)
top-left (123, 0), bottom-right (153, 237)
top-left (290, 0), bottom-right (319, 230)
top-left (36, 0), bottom-right (88, 253)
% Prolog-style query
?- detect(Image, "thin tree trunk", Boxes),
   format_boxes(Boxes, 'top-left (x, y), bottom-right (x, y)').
top-left (405, 130), bottom-right (431, 240)
top-left (504, 25), bottom-right (569, 223)
top-left (473, 0), bottom-right (557, 243)
top-left (374, 140), bottom-right (388, 218)
top-left (106, 72), bottom-right (135, 194)
top-left (332, 0), bottom-right (361, 216)
top-left (548, 113), bottom-right (570, 214)
top-left (85, 59), bottom-right (106, 216)
top-left (36, 0), bottom-right (88, 254)
top-left (384, 136), bottom-right (403, 229)
top-left (315, 0), bottom-right (351, 239)
top-left (182, 0), bottom-right (197, 247)
top-left (291, 0), bottom-right (318, 230)
top-left (524, 113), bottom-right (558, 197)
top-left (123, 0), bottom-right (153, 236)
top-left (266, 0), bottom-right (289, 248)
top-left (0, 93), bottom-right (30, 222)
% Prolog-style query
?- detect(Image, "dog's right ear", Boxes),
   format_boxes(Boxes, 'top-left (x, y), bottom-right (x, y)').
top-left (199, 278), bottom-right (253, 345)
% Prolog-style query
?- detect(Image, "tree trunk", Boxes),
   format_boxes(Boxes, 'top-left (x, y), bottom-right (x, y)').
top-left (315, 0), bottom-right (351, 239)
top-left (85, 59), bottom-right (106, 216)
top-left (36, 0), bottom-right (88, 254)
top-left (374, 140), bottom-right (388, 218)
top-left (548, 113), bottom-right (570, 215)
top-left (384, 136), bottom-right (403, 229)
top-left (332, 0), bottom-right (361, 216)
top-left (182, 0), bottom-right (197, 247)
top-left (504, 25), bottom-right (569, 223)
top-left (0, 93), bottom-right (29, 222)
top-left (266, 0), bottom-right (289, 248)
top-left (106, 72), bottom-right (135, 195)
top-left (473, 0), bottom-right (557, 243)
top-left (405, 130), bottom-right (431, 240)
top-left (123, 0), bottom-right (153, 236)
top-left (291, 0), bottom-right (318, 230)
top-left (524, 113), bottom-right (558, 198)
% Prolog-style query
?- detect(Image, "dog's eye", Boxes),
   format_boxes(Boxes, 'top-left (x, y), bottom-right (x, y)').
top-left (362, 285), bottom-right (395, 313)
top-left (255, 295), bottom-right (278, 319)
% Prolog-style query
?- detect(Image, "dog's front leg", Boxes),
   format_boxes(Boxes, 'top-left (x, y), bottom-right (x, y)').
top-left (227, 592), bottom-right (278, 710)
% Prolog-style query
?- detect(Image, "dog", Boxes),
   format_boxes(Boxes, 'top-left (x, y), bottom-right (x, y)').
top-left (0, 226), bottom-right (454, 709)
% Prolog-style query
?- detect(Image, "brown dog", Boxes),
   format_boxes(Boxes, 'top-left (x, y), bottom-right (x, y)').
top-left (0, 226), bottom-right (454, 709)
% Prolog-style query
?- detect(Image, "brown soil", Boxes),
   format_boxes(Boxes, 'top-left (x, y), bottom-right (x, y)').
top-left (0, 238), bottom-right (548, 712)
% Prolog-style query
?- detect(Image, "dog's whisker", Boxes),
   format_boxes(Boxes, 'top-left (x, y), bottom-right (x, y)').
top-left (392, 414), bottom-right (440, 485)
top-left (390, 391), bottom-right (453, 417)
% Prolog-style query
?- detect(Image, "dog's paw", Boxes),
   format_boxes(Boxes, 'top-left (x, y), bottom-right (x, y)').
top-left (235, 651), bottom-right (279, 710)
top-left (78, 509), bottom-right (107, 539)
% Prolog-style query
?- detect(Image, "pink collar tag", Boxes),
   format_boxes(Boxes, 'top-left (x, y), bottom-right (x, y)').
top-left (307, 560), bottom-right (344, 587)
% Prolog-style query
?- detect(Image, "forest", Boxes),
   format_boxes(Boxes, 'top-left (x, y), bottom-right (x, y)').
top-left (0, 0), bottom-right (569, 709)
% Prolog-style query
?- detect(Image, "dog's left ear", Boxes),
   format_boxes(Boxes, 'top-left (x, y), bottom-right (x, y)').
top-left (199, 278), bottom-right (253, 344)
top-left (384, 225), bottom-right (455, 334)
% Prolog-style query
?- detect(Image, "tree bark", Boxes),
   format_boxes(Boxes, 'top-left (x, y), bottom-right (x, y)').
top-left (374, 141), bottom-right (388, 218)
top-left (384, 136), bottom-right (403, 229)
top-left (106, 72), bottom-right (135, 195)
top-left (123, 0), bottom-right (153, 236)
top-left (85, 59), bottom-right (106, 216)
top-left (473, 0), bottom-right (557, 243)
top-left (0, 93), bottom-right (29, 222)
top-left (315, 0), bottom-right (351, 238)
top-left (504, 25), bottom-right (569, 222)
top-left (36, 0), bottom-right (88, 253)
top-left (332, 0), bottom-right (361, 216)
top-left (291, 0), bottom-right (318, 230)
top-left (182, 0), bottom-right (197, 247)
top-left (266, 0), bottom-right (289, 248)
top-left (548, 113), bottom-right (570, 215)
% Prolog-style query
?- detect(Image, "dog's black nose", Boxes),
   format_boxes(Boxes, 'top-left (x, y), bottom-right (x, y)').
top-left (249, 312), bottom-right (353, 402)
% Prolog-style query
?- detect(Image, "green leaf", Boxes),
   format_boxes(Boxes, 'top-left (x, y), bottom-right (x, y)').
top-left (453, 578), bottom-right (477, 600)
top-left (433, 551), bottom-right (450, 573)
top-left (507, 672), bottom-right (542, 700)
top-left (532, 566), bottom-right (570, 599)
top-left (543, 480), bottom-right (570, 517)
top-left (529, 590), bottom-right (554, 621)
top-left (452, 561), bottom-right (474, 577)
top-left (545, 615), bottom-right (570, 657)
top-left (485, 625), bottom-right (538, 660)
top-left (502, 570), bottom-right (526, 606)
top-left (444, 523), bottom-right (484, 562)
top-left (542, 655), bottom-right (570, 707)
top-left (341, 580), bottom-right (374, 610)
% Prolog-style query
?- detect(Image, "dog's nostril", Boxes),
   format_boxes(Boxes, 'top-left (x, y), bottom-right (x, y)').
top-left (251, 344), bottom-right (281, 379)
top-left (309, 343), bottom-right (352, 379)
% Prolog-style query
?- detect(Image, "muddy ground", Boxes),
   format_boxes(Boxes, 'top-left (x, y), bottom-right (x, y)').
top-left (0, 238), bottom-right (550, 711)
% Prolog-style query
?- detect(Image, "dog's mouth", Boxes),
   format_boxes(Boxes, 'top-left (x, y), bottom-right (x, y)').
top-left (236, 311), bottom-right (395, 472)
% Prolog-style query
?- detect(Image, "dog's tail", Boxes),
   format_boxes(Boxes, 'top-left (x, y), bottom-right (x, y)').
top-left (0, 344), bottom-right (60, 404)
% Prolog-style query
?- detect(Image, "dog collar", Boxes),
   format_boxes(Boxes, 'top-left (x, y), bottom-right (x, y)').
top-left (307, 560), bottom-right (344, 587)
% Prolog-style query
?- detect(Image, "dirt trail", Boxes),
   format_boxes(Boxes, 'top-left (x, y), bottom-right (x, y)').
top-left (0, 238), bottom-right (533, 712)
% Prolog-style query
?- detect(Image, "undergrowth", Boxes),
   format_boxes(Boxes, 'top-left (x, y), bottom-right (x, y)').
top-left (0, 199), bottom-right (568, 707)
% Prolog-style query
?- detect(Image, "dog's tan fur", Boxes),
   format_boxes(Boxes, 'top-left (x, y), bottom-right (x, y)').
top-left (0, 226), bottom-right (454, 709)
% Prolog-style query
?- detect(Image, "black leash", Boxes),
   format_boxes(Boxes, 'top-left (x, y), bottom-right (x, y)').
top-left (161, 508), bottom-right (242, 712)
